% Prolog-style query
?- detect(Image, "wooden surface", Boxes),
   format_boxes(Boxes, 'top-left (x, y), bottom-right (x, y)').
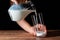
top-left (0, 30), bottom-right (60, 40)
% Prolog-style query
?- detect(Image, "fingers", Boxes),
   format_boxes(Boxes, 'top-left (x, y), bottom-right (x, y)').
top-left (11, 0), bottom-right (27, 4)
top-left (11, 0), bottom-right (18, 5)
top-left (38, 24), bottom-right (47, 35)
top-left (35, 24), bottom-right (47, 33)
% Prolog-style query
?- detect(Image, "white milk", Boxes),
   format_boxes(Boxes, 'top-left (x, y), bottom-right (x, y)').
top-left (8, 9), bottom-right (36, 21)
top-left (36, 31), bottom-right (46, 37)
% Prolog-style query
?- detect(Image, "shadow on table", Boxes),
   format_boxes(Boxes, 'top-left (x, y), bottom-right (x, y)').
top-left (46, 30), bottom-right (60, 37)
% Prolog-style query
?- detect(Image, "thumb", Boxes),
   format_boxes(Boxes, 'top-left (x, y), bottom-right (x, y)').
top-left (28, 27), bottom-right (36, 36)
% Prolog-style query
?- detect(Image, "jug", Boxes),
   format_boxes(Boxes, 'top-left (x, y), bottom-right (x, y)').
top-left (8, 1), bottom-right (36, 21)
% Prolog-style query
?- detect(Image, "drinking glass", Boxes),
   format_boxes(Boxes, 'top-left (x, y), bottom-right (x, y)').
top-left (31, 12), bottom-right (46, 37)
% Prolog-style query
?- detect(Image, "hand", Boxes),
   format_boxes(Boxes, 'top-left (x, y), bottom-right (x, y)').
top-left (29, 24), bottom-right (47, 36)
top-left (11, 0), bottom-right (27, 4)
top-left (35, 24), bottom-right (47, 33)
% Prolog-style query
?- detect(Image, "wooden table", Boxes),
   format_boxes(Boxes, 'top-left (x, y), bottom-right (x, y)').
top-left (0, 30), bottom-right (60, 40)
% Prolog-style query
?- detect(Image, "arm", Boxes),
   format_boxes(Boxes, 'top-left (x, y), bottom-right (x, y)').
top-left (10, 0), bottom-right (47, 36)
top-left (16, 19), bottom-right (35, 35)
top-left (16, 19), bottom-right (47, 36)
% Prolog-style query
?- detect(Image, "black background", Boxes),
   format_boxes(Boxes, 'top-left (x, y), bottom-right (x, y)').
top-left (0, 0), bottom-right (60, 30)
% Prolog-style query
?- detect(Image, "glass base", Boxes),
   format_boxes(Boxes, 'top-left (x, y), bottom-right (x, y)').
top-left (36, 31), bottom-right (46, 37)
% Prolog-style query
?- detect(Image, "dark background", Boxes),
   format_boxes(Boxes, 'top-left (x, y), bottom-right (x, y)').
top-left (0, 0), bottom-right (60, 30)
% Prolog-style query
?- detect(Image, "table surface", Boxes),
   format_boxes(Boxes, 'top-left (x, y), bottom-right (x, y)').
top-left (0, 30), bottom-right (60, 40)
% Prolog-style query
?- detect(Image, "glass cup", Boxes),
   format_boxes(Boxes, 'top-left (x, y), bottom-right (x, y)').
top-left (31, 12), bottom-right (47, 37)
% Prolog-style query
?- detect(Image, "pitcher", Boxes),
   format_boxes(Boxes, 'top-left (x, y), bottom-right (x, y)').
top-left (8, 0), bottom-right (35, 21)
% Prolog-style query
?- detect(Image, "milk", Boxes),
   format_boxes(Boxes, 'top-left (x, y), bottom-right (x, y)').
top-left (8, 9), bottom-right (35, 21)
top-left (36, 31), bottom-right (46, 37)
